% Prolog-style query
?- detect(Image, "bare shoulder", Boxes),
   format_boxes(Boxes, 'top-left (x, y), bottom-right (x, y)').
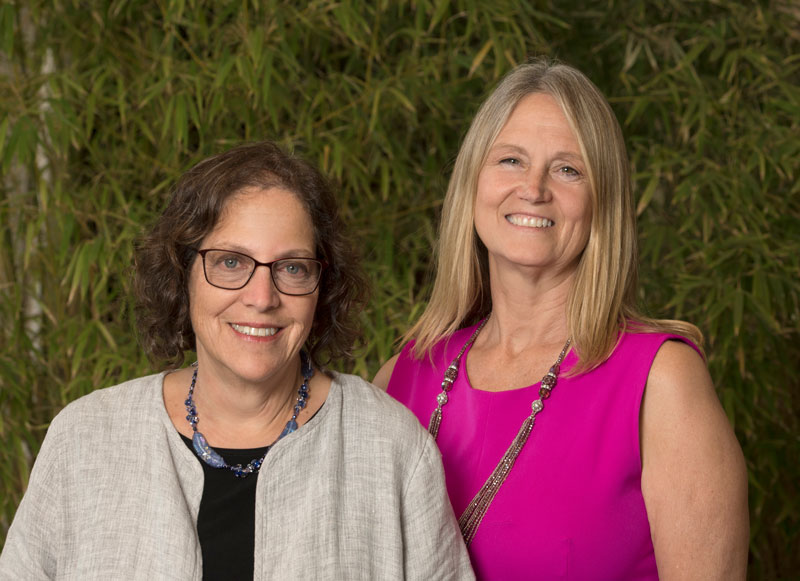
top-left (641, 339), bottom-right (749, 580)
top-left (372, 354), bottom-right (400, 391)
top-left (643, 341), bottom-right (735, 451)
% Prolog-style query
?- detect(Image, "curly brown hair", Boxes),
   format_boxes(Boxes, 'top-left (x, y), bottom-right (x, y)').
top-left (134, 141), bottom-right (370, 369)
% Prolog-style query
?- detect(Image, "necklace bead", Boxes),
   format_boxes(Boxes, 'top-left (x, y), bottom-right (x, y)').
top-left (184, 351), bottom-right (314, 478)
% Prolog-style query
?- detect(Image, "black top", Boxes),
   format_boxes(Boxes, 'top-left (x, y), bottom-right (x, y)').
top-left (180, 434), bottom-right (268, 581)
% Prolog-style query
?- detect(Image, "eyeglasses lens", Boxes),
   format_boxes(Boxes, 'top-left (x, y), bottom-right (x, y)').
top-left (202, 250), bottom-right (321, 295)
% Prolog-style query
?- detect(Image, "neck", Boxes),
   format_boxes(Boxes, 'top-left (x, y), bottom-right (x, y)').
top-left (482, 262), bottom-right (573, 352)
top-left (191, 359), bottom-right (303, 448)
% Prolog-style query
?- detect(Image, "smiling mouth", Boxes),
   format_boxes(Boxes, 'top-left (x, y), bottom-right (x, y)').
top-left (506, 215), bottom-right (554, 228)
top-left (231, 324), bottom-right (279, 337)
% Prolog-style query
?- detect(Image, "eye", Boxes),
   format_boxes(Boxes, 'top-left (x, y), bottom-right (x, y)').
top-left (558, 166), bottom-right (581, 177)
top-left (208, 253), bottom-right (243, 269)
top-left (500, 157), bottom-right (520, 165)
top-left (280, 261), bottom-right (311, 277)
top-left (206, 251), bottom-right (250, 271)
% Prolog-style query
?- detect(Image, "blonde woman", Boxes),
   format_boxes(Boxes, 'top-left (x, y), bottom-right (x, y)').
top-left (374, 59), bottom-right (748, 580)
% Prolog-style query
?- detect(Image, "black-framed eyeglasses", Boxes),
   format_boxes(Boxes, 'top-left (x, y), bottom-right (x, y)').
top-left (197, 249), bottom-right (326, 296)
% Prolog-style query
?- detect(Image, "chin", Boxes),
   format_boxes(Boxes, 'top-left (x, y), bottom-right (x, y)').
top-left (219, 359), bottom-right (279, 384)
top-left (495, 252), bottom-right (552, 268)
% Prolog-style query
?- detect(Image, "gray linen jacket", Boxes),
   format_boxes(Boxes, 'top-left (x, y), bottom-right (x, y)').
top-left (0, 372), bottom-right (474, 580)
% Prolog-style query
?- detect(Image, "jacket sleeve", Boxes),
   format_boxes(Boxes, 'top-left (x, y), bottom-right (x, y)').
top-left (401, 436), bottom-right (475, 580)
top-left (0, 415), bottom-right (66, 580)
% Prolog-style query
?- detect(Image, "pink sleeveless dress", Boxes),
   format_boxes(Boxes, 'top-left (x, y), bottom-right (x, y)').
top-left (388, 326), bottom-right (694, 580)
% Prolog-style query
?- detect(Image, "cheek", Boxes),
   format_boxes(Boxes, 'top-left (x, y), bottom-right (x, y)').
top-left (472, 207), bottom-right (490, 246)
top-left (566, 188), bottom-right (593, 226)
top-left (475, 171), bottom-right (500, 204)
top-left (187, 266), bottom-right (204, 320)
top-left (474, 178), bottom-right (498, 232)
top-left (570, 199), bottom-right (593, 252)
top-left (303, 295), bottom-right (320, 326)
top-left (186, 265), bottom-right (226, 330)
top-left (475, 169), bottom-right (515, 223)
top-left (293, 296), bottom-right (319, 343)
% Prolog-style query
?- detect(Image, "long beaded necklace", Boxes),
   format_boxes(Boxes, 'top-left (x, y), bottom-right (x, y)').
top-left (428, 316), bottom-right (572, 545)
top-left (185, 350), bottom-right (314, 478)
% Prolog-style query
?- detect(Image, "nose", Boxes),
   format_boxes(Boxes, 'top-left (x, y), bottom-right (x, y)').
top-left (240, 264), bottom-right (281, 310)
top-left (518, 166), bottom-right (551, 203)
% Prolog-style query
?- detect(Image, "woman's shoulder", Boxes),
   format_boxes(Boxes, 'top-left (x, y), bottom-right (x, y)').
top-left (423, 323), bottom-right (484, 361)
top-left (616, 328), bottom-right (701, 359)
top-left (49, 373), bottom-right (165, 433)
top-left (331, 372), bottom-right (431, 440)
top-left (382, 324), bottom-right (482, 377)
top-left (332, 372), bottom-right (420, 417)
top-left (324, 373), bottom-right (444, 486)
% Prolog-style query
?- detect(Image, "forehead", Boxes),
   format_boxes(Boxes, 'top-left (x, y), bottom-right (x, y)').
top-left (218, 186), bottom-right (308, 220)
top-left (495, 92), bottom-right (577, 143)
top-left (208, 186), bottom-right (314, 242)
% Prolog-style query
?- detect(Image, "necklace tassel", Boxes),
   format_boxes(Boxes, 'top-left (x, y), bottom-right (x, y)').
top-left (428, 407), bottom-right (443, 439)
top-left (458, 415), bottom-right (535, 544)
top-left (429, 316), bottom-right (572, 545)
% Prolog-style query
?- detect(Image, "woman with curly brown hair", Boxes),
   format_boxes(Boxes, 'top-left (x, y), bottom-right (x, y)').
top-left (0, 141), bottom-right (473, 580)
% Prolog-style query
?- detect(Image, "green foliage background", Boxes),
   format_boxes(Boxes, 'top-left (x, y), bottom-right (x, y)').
top-left (1, 1), bottom-right (797, 577)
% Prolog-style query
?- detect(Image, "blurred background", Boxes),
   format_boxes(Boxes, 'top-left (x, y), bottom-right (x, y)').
top-left (1, 1), bottom-right (797, 577)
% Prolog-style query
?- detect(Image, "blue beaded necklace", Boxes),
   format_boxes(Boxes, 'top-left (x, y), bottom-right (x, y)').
top-left (184, 350), bottom-right (314, 478)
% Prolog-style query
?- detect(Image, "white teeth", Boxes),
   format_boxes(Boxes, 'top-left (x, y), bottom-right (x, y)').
top-left (231, 324), bottom-right (278, 337)
top-left (507, 215), bottom-right (554, 228)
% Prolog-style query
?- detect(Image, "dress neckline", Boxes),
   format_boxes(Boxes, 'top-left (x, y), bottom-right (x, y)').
top-left (455, 324), bottom-right (578, 395)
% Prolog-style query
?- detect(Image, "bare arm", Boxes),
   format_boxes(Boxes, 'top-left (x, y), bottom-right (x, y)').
top-left (641, 340), bottom-right (749, 580)
top-left (372, 354), bottom-right (399, 391)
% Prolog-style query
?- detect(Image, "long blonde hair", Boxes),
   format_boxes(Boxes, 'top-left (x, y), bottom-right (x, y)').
top-left (405, 58), bottom-right (702, 373)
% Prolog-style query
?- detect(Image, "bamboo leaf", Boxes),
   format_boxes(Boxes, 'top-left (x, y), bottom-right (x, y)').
top-left (0, 116), bottom-right (9, 158)
top-left (732, 286), bottom-right (743, 337)
top-left (0, 3), bottom-right (14, 56)
top-left (469, 40), bottom-right (493, 78)
top-left (174, 94), bottom-right (187, 145)
top-left (636, 173), bottom-right (659, 216)
top-left (368, 86), bottom-right (382, 136)
top-left (427, 0), bottom-right (450, 33)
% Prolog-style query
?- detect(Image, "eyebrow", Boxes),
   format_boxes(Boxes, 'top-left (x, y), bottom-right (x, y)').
top-left (488, 143), bottom-right (526, 155)
top-left (552, 151), bottom-right (585, 163)
top-left (206, 244), bottom-right (315, 259)
top-left (489, 143), bottom-right (585, 163)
